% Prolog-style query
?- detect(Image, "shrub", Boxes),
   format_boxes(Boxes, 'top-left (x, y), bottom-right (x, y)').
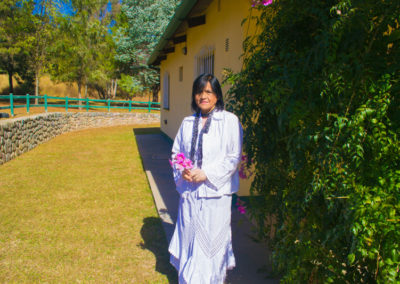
top-left (227, 0), bottom-right (400, 282)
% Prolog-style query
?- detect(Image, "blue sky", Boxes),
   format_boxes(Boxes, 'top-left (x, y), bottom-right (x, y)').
top-left (56, 0), bottom-right (76, 15)
top-left (33, 0), bottom-right (116, 28)
top-left (32, 0), bottom-right (73, 15)
top-left (33, 0), bottom-right (114, 17)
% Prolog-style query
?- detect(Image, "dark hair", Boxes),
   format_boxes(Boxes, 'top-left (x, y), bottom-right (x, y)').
top-left (191, 73), bottom-right (224, 112)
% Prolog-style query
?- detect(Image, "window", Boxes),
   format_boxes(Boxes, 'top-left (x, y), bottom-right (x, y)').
top-left (194, 46), bottom-right (214, 77)
top-left (179, 66), bottom-right (183, 82)
top-left (162, 72), bottom-right (170, 110)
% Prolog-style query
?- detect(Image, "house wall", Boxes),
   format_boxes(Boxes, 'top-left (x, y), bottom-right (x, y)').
top-left (160, 0), bottom-right (257, 195)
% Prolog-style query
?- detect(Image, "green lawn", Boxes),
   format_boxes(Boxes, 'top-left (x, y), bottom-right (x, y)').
top-left (0, 125), bottom-right (177, 283)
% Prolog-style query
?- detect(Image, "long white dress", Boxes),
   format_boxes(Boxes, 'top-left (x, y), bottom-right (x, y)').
top-left (169, 110), bottom-right (243, 284)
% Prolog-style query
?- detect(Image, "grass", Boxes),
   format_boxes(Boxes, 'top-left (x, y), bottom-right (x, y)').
top-left (0, 124), bottom-right (177, 283)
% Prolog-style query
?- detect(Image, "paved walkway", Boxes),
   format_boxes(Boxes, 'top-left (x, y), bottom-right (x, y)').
top-left (135, 130), bottom-right (278, 283)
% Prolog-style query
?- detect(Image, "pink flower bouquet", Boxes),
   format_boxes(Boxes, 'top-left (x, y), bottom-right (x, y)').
top-left (169, 152), bottom-right (193, 171)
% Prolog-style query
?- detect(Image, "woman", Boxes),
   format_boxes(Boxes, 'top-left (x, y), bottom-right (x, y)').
top-left (169, 73), bottom-right (243, 283)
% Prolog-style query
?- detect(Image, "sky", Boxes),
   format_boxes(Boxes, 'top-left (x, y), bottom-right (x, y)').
top-left (33, 0), bottom-right (113, 17)
top-left (32, 0), bottom-right (116, 28)
top-left (33, 0), bottom-right (75, 16)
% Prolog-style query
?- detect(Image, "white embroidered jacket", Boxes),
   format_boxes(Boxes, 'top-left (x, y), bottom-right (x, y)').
top-left (171, 110), bottom-right (243, 198)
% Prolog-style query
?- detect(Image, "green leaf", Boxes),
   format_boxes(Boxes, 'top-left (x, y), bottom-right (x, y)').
top-left (348, 253), bottom-right (355, 264)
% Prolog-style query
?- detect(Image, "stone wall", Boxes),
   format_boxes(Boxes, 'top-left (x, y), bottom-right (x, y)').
top-left (0, 112), bottom-right (160, 165)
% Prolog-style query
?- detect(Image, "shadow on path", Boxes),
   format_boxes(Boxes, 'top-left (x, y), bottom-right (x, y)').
top-left (134, 128), bottom-right (178, 241)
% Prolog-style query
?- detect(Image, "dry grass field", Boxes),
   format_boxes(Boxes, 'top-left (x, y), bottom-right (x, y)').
top-left (0, 124), bottom-right (177, 283)
top-left (0, 75), bottom-right (80, 97)
top-left (0, 74), bottom-right (157, 101)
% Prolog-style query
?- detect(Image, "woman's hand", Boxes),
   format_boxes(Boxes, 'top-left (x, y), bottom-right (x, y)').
top-left (182, 169), bottom-right (193, 182)
top-left (182, 168), bottom-right (207, 183)
top-left (190, 168), bottom-right (207, 183)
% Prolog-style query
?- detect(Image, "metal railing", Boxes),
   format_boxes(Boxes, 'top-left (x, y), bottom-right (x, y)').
top-left (0, 94), bottom-right (160, 117)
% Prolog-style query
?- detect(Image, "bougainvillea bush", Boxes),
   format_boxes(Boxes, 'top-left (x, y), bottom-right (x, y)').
top-left (226, 0), bottom-right (400, 282)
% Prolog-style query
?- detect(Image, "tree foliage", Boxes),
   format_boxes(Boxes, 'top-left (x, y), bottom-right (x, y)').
top-left (0, 0), bottom-right (177, 99)
top-left (29, 0), bottom-right (55, 99)
top-left (0, 0), bottom-right (121, 98)
top-left (227, 0), bottom-right (400, 282)
top-left (0, 0), bottom-right (36, 94)
top-left (114, 0), bottom-right (179, 100)
top-left (48, 0), bottom-right (118, 100)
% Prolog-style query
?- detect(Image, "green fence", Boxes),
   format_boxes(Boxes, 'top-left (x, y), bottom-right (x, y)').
top-left (0, 94), bottom-right (160, 117)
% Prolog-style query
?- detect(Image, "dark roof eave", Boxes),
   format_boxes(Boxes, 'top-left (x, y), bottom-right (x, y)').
top-left (147, 0), bottom-right (198, 66)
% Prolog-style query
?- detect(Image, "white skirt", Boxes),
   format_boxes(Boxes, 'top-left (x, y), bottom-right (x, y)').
top-left (169, 190), bottom-right (235, 284)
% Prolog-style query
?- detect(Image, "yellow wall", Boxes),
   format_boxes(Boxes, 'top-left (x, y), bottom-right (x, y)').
top-left (160, 0), bottom-right (257, 195)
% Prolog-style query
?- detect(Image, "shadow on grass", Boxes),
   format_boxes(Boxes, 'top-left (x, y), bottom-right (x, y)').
top-left (140, 217), bottom-right (178, 283)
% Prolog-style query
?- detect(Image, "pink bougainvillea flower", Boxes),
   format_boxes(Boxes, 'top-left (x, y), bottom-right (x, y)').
top-left (252, 0), bottom-right (273, 7)
top-left (238, 205), bottom-right (246, 214)
top-left (175, 163), bottom-right (184, 171)
top-left (182, 158), bottom-right (193, 169)
top-left (170, 152), bottom-right (194, 172)
top-left (238, 168), bottom-right (247, 179)
top-left (262, 0), bottom-right (273, 6)
top-left (239, 154), bottom-right (254, 179)
top-left (236, 197), bottom-right (247, 214)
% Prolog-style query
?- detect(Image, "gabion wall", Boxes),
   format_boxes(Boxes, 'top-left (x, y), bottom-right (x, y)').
top-left (0, 112), bottom-right (160, 165)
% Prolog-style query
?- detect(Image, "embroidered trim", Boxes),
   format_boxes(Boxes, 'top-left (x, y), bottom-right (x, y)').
top-left (189, 110), bottom-right (215, 168)
top-left (194, 216), bottom-right (230, 259)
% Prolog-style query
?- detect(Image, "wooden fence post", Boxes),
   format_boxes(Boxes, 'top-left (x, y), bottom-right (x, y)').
top-left (108, 99), bottom-right (110, 112)
top-left (86, 97), bottom-right (89, 112)
top-left (129, 100), bottom-right (132, 112)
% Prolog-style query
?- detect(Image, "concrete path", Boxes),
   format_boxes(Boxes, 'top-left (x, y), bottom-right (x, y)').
top-left (135, 130), bottom-right (278, 284)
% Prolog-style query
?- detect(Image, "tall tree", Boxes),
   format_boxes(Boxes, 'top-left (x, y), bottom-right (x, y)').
top-left (114, 0), bottom-right (180, 101)
top-left (29, 0), bottom-right (56, 102)
top-left (0, 0), bottom-right (35, 94)
top-left (87, 24), bottom-right (120, 100)
top-left (49, 0), bottom-right (112, 103)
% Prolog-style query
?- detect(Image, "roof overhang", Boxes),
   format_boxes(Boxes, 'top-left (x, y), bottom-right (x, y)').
top-left (147, 0), bottom-right (213, 66)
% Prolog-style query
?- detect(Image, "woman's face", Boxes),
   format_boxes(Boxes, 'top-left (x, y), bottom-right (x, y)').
top-left (195, 82), bottom-right (218, 114)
